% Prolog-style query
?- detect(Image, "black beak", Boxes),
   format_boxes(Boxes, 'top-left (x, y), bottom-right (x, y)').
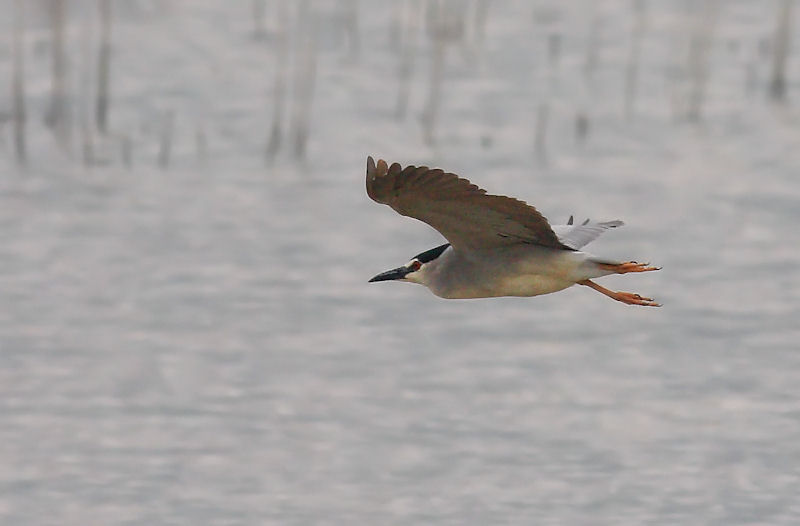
top-left (368, 266), bottom-right (410, 282)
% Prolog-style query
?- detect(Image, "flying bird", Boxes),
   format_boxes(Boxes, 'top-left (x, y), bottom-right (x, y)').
top-left (366, 156), bottom-right (660, 306)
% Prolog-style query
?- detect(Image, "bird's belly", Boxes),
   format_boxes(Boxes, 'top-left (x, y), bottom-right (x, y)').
top-left (494, 274), bottom-right (575, 297)
top-left (433, 273), bottom-right (573, 299)
top-left (492, 250), bottom-right (585, 297)
top-left (428, 248), bottom-right (589, 299)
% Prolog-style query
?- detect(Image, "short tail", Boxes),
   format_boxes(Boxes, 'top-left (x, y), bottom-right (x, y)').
top-left (552, 219), bottom-right (624, 250)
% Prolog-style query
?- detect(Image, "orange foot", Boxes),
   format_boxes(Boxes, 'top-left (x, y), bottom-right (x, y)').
top-left (579, 279), bottom-right (661, 307)
top-left (598, 261), bottom-right (661, 274)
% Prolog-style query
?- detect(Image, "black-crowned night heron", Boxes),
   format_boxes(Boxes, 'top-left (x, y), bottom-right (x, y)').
top-left (366, 156), bottom-right (660, 307)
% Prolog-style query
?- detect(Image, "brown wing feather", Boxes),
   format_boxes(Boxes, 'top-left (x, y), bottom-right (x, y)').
top-left (366, 156), bottom-right (569, 250)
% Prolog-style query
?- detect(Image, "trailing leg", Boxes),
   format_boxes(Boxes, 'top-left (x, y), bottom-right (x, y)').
top-left (579, 279), bottom-right (661, 307)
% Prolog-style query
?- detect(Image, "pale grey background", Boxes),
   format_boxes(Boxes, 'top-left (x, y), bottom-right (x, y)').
top-left (1, 1), bottom-right (799, 524)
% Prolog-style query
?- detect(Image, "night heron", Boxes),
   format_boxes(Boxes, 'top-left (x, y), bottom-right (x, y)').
top-left (366, 156), bottom-right (660, 307)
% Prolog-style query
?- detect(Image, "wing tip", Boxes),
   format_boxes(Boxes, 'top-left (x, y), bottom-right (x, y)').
top-left (366, 155), bottom-right (388, 175)
top-left (367, 156), bottom-right (389, 180)
top-left (366, 155), bottom-right (391, 202)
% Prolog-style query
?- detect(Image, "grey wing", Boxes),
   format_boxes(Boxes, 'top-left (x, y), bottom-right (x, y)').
top-left (366, 156), bottom-right (569, 251)
top-left (551, 219), bottom-right (624, 250)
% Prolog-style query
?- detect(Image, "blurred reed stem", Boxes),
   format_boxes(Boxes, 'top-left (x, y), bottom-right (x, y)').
top-left (625, 0), bottom-right (646, 120)
top-left (80, 0), bottom-right (95, 166)
top-left (12, 0), bottom-right (27, 164)
top-left (534, 102), bottom-right (549, 165)
top-left (46, 0), bottom-right (71, 150)
top-left (685, 0), bottom-right (717, 121)
top-left (584, 11), bottom-right (601, 83)
top-left (422, 0), bottom-right (465, 146)
top-left (158, 110), bottom-right (175, 170)
top-left (395, 0), bottom-right (420, 120)
top-left (341, 0), bottom-right (359, 62)
top-left (266, 1), bottom-right (289, 162)
top-left (290, 1), bottom-right (317, 160)
top-left (252, 0), bottom-right (267, 39)
top-left (769, 0), bottom-right (793, 101)
top-left (96, 0), bottom-right (112, 134)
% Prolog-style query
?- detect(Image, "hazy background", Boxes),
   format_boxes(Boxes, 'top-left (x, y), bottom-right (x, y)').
top-left (1, 1), bottom-right (799, 524)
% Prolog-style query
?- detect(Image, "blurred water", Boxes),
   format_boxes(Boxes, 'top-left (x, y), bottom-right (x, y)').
top-left (1, 1), bottom-right (800, 525)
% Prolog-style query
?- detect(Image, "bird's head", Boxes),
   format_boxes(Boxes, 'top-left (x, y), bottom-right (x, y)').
top-left (368, 243), bottom-right (451, 286)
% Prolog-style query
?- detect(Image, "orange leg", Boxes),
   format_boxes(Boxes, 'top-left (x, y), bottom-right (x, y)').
top-left (597, 261), bottom-right (661, 274)
top-left (579, 279), bottom-right (661, 307)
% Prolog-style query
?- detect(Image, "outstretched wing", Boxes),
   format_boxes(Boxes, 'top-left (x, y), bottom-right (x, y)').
top-left (365, 156), bottom-right (569, 251)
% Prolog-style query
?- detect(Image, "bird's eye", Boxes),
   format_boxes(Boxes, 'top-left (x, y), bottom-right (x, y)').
top-left (409, 260), bottom-right (422, 271)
